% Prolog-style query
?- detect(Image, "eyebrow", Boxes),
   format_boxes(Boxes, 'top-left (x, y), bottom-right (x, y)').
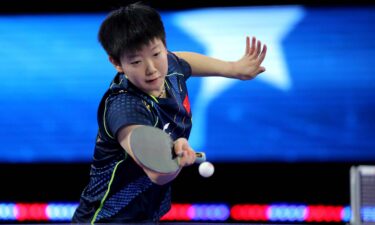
top-left (151, 44), bottom-right (160, 50)
top-left (126, 54), bottom-right (139, 59)
top-left (126, 44), bottom-right (161, 59)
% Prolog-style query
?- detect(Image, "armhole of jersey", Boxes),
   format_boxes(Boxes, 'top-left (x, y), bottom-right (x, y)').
top-left (102, 96), bottom-right (115, 140)
top-left (101, 73), bottom-right (125, 140)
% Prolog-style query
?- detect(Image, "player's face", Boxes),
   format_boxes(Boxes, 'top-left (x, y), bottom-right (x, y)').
top-left (115, 39), bottom-right (168, 97)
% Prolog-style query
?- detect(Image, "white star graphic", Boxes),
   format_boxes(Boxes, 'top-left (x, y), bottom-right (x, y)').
top-left (172, 6), bottom-right (306, 149)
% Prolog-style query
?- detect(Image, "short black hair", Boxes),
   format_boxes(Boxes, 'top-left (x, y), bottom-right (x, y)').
top-left (98, 2), bottom-right (166, 63)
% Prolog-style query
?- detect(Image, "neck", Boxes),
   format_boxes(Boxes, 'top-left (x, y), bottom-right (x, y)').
top-left (157, 86), bottom-right (166, 98)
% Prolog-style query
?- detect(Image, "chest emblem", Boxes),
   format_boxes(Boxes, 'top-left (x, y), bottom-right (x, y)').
top-left (183, 95), bottom-right (191, 114)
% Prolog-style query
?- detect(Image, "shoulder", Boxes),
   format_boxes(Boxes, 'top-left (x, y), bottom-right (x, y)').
top-left (167, 51), bottom-right (192, 79)
top-left (105, 92), bottom-right (155, 138)
top-left (167, 51), bottom-right (187, 66)
top-left (107, 92), bottom-right (150, 113)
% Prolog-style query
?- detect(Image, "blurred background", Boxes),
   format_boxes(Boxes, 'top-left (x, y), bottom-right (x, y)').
top-left (0, 0), bottom-right (374, 223)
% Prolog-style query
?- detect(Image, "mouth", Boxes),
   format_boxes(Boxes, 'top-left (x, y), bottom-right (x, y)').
top-left (146, 76), bottom-right (161, 84)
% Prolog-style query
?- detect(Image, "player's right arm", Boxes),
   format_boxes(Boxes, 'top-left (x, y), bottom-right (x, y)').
top-left (117, 125), bottom-right (195, 185)
top-left (105, 93), bottom-right (195, 184)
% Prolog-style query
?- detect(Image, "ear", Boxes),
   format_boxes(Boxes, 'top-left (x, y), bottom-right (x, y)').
top-left (109, 56), bottom-right (124, 73)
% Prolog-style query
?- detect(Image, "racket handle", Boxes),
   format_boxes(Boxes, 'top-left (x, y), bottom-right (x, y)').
top-left (195, 152), bottom-right (206, 164)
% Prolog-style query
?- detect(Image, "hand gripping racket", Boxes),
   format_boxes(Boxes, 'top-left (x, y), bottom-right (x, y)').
top-left (129, 126), bottom-right (206, 173)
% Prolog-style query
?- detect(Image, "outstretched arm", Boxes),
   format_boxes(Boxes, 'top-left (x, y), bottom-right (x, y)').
top-left (174, 36), bottom-right (267, 80)
top-left (118, 125), bottom-right (196, 185)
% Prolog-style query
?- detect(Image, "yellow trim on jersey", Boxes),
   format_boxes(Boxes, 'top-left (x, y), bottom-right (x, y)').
top-left (90, 159), bottom-right (124, 224)
top-left (103, 97), bottom-right (115, 139)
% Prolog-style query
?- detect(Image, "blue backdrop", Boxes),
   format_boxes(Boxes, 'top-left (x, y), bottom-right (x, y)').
top-left (0, 6), bottom-right (374, 163)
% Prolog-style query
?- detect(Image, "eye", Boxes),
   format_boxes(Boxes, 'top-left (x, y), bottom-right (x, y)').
top-left (153, 52), bottom-right (161, 57)
top-left (130, 60), bottom-right (141, 65)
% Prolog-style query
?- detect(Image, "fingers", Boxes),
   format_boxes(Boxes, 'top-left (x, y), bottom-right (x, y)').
top-left (253, 45), bottom-right (267, 76)
top-left (174, 138), bottom-right (196, 167)
top-left (180, 149), bottom-right (196, 166)
top-left (247, 36), bottom-right (256, 56)
top-left (245, 36), bottom-right (250, 55)
top-left (258, 44), bottom-right (267, 64)
top-left (257, 40), bottom-right (261, 56)
top-left (248, 36), bottom-right (267, 65)
top-left (173, 138), bottom-right (185, 156)
top-left (257, 66), bottom-right (266, 75)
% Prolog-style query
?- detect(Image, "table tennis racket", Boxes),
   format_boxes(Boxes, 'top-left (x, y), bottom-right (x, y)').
top-left (129, 126), bottom-right (206, 173)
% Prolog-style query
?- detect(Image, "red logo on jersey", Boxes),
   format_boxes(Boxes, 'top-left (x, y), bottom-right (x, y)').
top-left (183, 95), bottom-right (191, 114)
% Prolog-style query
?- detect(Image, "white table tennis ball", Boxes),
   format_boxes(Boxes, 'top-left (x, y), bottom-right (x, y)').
top-left (199, 161), bottom-right (214, 178)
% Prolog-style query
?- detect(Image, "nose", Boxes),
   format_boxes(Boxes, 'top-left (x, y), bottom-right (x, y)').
top-left (145, 59), bottom-right (157, 76)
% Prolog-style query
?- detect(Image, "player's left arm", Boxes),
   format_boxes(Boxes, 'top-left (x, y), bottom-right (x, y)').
top-left (174, 36), bottom-right (267, 80)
